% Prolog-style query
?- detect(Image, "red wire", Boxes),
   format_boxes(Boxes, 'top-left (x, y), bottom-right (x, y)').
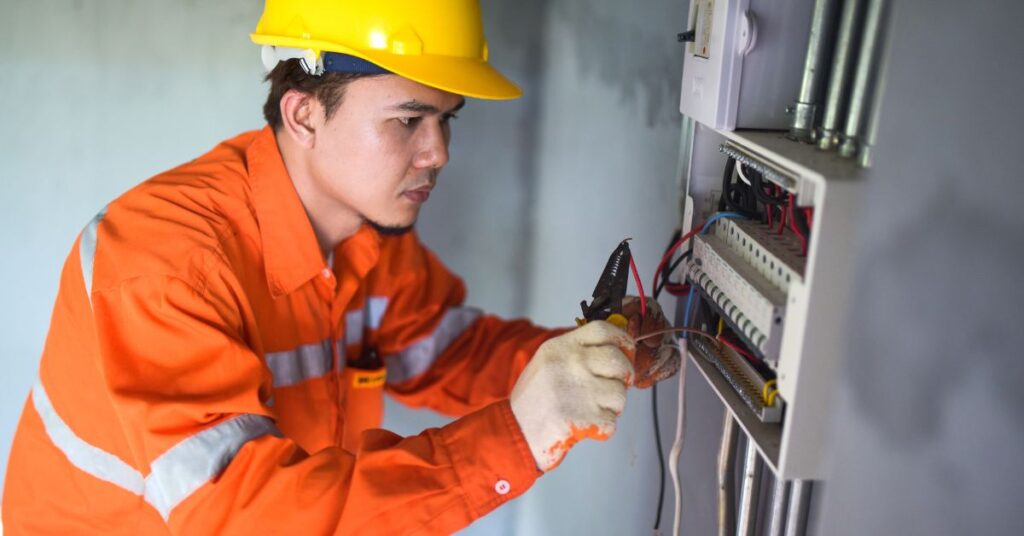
top-left (628, 255), bottom-right (647, 318)
top-left (665, 283), bottom-right (690, 297)
top-left (651, 224), bottom-right (705, 298)
top-left (803, 207), bottom-right (814, 229)
top-left (777, 200), bottom-right (788, 234)
top-left (788, 194), bottom-right (808, 256)
top-left (717, 337), bottom-right (757, 364)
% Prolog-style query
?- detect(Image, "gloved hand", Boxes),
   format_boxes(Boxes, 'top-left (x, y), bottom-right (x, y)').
top-left (622, 295), bottom-right (679, 388)
top-left (510, 321), bottom-right (635, 472)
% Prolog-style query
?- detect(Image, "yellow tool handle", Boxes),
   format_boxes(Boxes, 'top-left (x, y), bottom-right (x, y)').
top-left (576, 313), bottom-right (628, 330)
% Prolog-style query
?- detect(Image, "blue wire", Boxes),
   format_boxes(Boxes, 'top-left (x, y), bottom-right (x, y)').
top-left (681, 286), bottom-right (697, 339)
top-left (680, 212), bottom-right (744, 339)
top-left (701, 211), bottom-right (746, 234)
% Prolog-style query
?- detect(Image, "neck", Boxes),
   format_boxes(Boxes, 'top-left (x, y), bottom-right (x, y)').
top-left (276, 131), bottom-right (363, 256)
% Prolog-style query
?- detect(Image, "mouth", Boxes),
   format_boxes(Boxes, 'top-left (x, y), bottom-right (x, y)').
top-left (402, 185), bottom-right (433, 204)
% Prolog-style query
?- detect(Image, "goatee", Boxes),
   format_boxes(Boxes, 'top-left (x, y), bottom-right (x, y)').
top-left (368, 219), bottom-right (415, 236)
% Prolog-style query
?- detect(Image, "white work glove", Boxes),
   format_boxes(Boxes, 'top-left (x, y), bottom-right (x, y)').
top-left (510, 321), bottom-right (635, 472)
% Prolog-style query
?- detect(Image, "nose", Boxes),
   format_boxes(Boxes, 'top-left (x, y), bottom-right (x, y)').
top-left (413, 120), bottom-right (450, 170)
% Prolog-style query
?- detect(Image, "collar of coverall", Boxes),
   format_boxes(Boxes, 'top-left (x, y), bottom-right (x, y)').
top-left (247, 125), bottom-right (382, 298)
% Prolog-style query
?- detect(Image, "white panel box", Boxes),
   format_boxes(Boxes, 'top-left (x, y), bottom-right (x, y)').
top-left (682, 129), bottom-right (866, 479)
top-left (679, 0), bottom-right (815, 130)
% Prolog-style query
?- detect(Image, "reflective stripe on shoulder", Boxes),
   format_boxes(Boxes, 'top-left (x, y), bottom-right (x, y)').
top-left (265, 338), bottom-right (333, 387)
top-left (32, 380), bottom-right (281, 521)
top-left (79, 206), bottom-right (108, 302)
top-left (384, 307), bottom-right (482, 385)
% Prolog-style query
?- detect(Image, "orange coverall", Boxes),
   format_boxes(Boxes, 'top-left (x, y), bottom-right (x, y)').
top-left (3, 126), bottom-right (558, 534)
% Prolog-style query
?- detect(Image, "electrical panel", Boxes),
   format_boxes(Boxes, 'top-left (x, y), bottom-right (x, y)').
top-left (682, 128), bottom-right (864, 479)
top-left (679, 0), bottom-right (816, 130)
top-left (674, 0), bottom-right (885, 483)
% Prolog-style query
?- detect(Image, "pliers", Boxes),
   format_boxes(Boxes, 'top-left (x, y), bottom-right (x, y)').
top-left (578, 239), bottom-right (633, 330)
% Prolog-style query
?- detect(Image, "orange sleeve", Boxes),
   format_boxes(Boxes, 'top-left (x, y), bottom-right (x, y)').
top-left (92, 272), bottom-right (539, 535)
top-left (376, 236), bottom-right (569, 417)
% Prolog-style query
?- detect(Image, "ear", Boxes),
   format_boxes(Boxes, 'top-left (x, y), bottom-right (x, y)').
top-left (278, 89), bottom-right (320, 149)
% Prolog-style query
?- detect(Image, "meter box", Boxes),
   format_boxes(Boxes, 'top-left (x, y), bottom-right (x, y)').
top-left (680, 0), bottom-right (815, 130)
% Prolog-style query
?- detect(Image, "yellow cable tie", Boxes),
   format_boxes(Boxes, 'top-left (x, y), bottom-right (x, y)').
top-left (762, 379), bottom-right (778, 405)
top-left (716, 318), bottom-right (724, 337)
top-left (766, 388), bottom-right (780, 407)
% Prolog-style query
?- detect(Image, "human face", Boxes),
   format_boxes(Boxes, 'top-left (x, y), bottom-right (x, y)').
top-left (308, 75), bottom-right (465, 234)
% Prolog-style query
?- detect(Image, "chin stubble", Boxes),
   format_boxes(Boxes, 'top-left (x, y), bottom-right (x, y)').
top-left (367, 219), bottom-right (415, 236)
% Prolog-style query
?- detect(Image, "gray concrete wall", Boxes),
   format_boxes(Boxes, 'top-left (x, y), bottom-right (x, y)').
top-left (815, 0), bottom-right (1024, 534)
top-left (512, 0), bottom-right (686, 533)
top-left (0, 0), bottom-right (268, 497)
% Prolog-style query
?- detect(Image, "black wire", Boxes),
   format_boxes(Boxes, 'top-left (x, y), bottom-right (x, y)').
top-left (654, 248), bottom-right (692, 298)
top-left (720, 158), bottom-right (760, 219)
top-left (655, 228), bottom-right (682, 299)
top-left (650, 228), bottom-right (684, 531)
top-left (652, 381), bottom-right (666, 530)
top-left (747, 164), bottom-right (787, 206)
top-left (718, 158), bottom-right (734, 213)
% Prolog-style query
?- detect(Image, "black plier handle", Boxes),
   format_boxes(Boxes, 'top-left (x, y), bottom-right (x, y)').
top-left (578, 239), bottom-right (632, 330)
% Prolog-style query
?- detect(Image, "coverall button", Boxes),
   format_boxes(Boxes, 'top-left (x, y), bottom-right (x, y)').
top-left (494, 479), bottom-right (511, 495)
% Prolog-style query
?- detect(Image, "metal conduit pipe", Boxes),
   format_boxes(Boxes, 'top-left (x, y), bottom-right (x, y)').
top-left (736, 438), bottom-right (763, 536)
top-left (839, 0), bottom-right (888, 158)
top-left (858, 24), bottom-right (890, 167)
top-left (788, 0), bottom-right (841, 142)
top-left (767, 477), bottom-right (790, 536)
top-left (716, 413), bottom-right (739, 536)
top-left (784, 480), bottom-right (813, 536)
top-left (817, 0), bottom-right (867, 150)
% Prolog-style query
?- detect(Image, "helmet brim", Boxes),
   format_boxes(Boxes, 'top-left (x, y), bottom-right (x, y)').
top-left (361, 50), bottom-right (522, 100)
top-left (251, 35), bottom-right (522, 100)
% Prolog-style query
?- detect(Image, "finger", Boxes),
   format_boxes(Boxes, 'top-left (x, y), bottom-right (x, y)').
top-left (575, 320), bottom-right (635, 351)
top-left (584, 346), bottom-right (634, 381)
top-left (635, 351), bottom-right (681, 388)
top-left (593, 377), bottom-right (628, 415)
top-left (640, 312), bottom-right (671, 348)
top-left (627, 313), bottom-right (643, 339)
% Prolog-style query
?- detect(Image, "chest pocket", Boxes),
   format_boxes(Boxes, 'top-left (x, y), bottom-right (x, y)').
top-left (339, 297), bottom-right (389, 452)
top-left (264, 338), bottom-right (338, 452)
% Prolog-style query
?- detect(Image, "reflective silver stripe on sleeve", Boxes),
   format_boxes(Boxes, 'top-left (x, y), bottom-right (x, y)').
top-left (365, 296), bottom-right (388, 329)
top-left (384, 307), bottom-right (483, 385)
top-left (264, 339), bottom-right (333, 387)
top-left (31, 380), bottom-right (145, 495)
top-left (144, 414), bottom-right (281, 520)
top-left (33, 378), bottom-right (281, 521)
top-left (79, 206), bottom-right (108, 300)
top-left (344, 296), bottom-right (389, 347)
top-left (345, 310), bottom-right (364, 346)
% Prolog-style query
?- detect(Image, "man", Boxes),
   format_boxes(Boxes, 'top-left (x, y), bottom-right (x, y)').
top-left (3, 1), bottom-right (678, 533)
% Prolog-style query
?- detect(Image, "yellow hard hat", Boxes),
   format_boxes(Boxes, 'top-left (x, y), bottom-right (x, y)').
top-left (251, 0), bottom-right (521, 100)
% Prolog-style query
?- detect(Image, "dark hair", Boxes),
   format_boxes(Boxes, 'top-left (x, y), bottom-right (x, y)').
top-left (262, 59), bottom-right (382, 129)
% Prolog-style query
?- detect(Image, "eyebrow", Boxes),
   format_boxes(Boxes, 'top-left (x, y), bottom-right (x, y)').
top-left (392, 98), bottom-right (466, 115)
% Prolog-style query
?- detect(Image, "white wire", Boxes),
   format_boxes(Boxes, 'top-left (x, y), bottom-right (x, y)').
top-left (735, 162), bottom-right (752, 186)
top-left (668, 339), bottom-right (689, 536)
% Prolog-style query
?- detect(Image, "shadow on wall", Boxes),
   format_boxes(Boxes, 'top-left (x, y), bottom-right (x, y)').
top-left (550, 0), bottom-right (684, 127)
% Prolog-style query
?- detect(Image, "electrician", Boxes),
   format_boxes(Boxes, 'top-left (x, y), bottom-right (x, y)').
top-left (2, 1), bottom-right (679, 533)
